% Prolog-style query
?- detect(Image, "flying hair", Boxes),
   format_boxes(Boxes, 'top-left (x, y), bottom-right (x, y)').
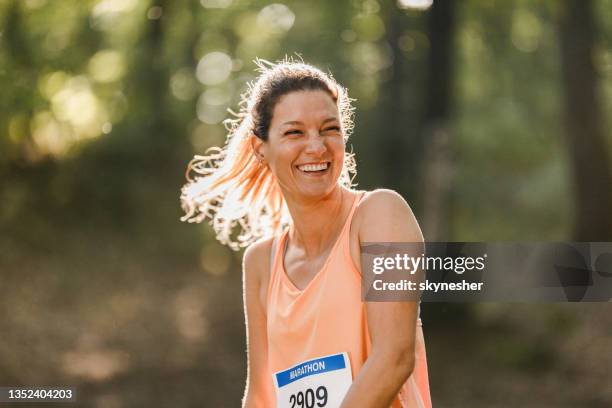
top-left (180, 56), bottom-right (357, 250)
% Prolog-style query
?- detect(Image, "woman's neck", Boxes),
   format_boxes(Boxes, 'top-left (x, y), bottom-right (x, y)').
top-left (284, 186), bottom-right (349, 257)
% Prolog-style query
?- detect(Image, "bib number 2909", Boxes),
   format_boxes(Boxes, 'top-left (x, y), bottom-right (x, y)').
top-left (289, 385), bottom-right (328, 408)
top-left (274, 353), bottom-right (352, 408)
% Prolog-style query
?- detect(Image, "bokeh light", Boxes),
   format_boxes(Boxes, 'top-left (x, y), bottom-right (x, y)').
top-left (88, 50), bottom-right (126, 83)
top-left (200, 0), bottom-right (233, 9)
top-left (397, 0), bottom-right (433, 11)
top-left (257, 4), bottom-right (296, 35)
top-left (196, 51), bottom-right (233, 85)
top-left (511, 9), bottom-right (542, 53)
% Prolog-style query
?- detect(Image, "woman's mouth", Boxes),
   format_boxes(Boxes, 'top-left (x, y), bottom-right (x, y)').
top-left (296, 162), bottom-right (331, 175)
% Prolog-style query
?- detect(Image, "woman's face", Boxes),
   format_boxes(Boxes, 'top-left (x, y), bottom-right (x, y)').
top-left (258, 90), bottom-right (345, 201)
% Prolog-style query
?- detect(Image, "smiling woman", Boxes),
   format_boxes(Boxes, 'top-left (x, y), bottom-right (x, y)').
top-left (251, 90), bottom-right (346, 202)
top-left (180, 58), bottom-right (431, 408)
top-left (180, 58), bottom-right (356, 250)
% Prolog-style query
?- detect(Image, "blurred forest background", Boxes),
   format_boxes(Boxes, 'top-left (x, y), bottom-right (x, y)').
top-left (1, 0), bottom-right (611, 407)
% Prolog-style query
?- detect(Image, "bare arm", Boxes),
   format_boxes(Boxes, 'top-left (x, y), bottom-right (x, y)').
top-left (242, 239), bottom-right (275, 408)
top-left (340, 189), bottom-right (423, 408)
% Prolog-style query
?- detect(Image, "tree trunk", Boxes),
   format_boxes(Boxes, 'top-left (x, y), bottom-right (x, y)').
top-left (420, 0), bottom-right (456, 241)
top-left (380, 8), bottom-right (411, 197)
top-left (559, 0), bottom-right (612, 241)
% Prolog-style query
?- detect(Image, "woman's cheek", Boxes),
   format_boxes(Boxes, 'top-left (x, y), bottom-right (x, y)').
top-left (332, 138), bottom-right (345, 159)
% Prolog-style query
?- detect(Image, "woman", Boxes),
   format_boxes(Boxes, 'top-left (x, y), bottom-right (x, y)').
top-left (181, 59), bottom-right (431, 408)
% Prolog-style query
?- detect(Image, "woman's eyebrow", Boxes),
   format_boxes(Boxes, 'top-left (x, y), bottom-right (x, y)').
top-left (281, 120), bottom-right (303, 127)
top-left (321, 117), bottom-right (339, 125)
top-left (281, 117), bottom-right (339, 127)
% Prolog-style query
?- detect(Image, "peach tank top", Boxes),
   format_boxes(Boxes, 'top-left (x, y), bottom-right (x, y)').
top-left (262, 192), bottom-right (431, 407)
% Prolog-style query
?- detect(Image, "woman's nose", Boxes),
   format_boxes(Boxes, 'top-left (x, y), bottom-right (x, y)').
top-left (304, 133), bottom-right (326, 155)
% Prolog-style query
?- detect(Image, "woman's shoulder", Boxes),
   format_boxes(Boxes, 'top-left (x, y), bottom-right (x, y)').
top-left (354, 188), bottom-right (422, 241)
top-left (243, 235), bottom-right (276, 277)
top-left (356, 188), bottom-right (413, 219)
top-left (242, 235), bottom-right (279, 313)
top-left (359, 188), bottom-right (409, 205)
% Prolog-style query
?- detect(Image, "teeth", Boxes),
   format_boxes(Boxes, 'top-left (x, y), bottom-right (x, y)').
top-left (298, 163), bottom-right (329, 172)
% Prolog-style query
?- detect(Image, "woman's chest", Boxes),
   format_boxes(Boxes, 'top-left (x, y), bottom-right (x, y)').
top-left (283, 249), bottom-right (331, 291)
top-left (268, 266), bottom-right (364, 337)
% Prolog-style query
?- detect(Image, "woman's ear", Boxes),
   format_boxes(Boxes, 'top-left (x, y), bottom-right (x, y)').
top-left (250, 135), bottom-right (266, 164)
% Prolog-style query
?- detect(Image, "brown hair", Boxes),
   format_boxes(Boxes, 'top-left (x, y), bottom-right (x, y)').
top-left (180, 57), bottom-right (357, 250)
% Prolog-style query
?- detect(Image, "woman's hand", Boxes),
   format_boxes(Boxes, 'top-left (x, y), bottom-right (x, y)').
top-left (340, 189), bottom-right (423, 408)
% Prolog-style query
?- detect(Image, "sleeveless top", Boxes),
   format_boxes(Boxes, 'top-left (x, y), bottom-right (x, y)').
top-left (261, 192), bottom-right (432, 408)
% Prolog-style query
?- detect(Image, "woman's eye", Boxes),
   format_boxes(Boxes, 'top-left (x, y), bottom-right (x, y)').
top-left (284, 129), bottom-right (302, 135)
top-left (323, 126), bottom-right (340, 133)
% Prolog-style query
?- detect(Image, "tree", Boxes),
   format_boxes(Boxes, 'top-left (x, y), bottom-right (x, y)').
top-left (420, 0), bottom-right (456, 241)
top-left (558, 0), bottom-right (612, 240)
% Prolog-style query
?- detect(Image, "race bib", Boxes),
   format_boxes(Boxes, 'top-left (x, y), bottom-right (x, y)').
top-left (273, 352), bottom-right (353, 408)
